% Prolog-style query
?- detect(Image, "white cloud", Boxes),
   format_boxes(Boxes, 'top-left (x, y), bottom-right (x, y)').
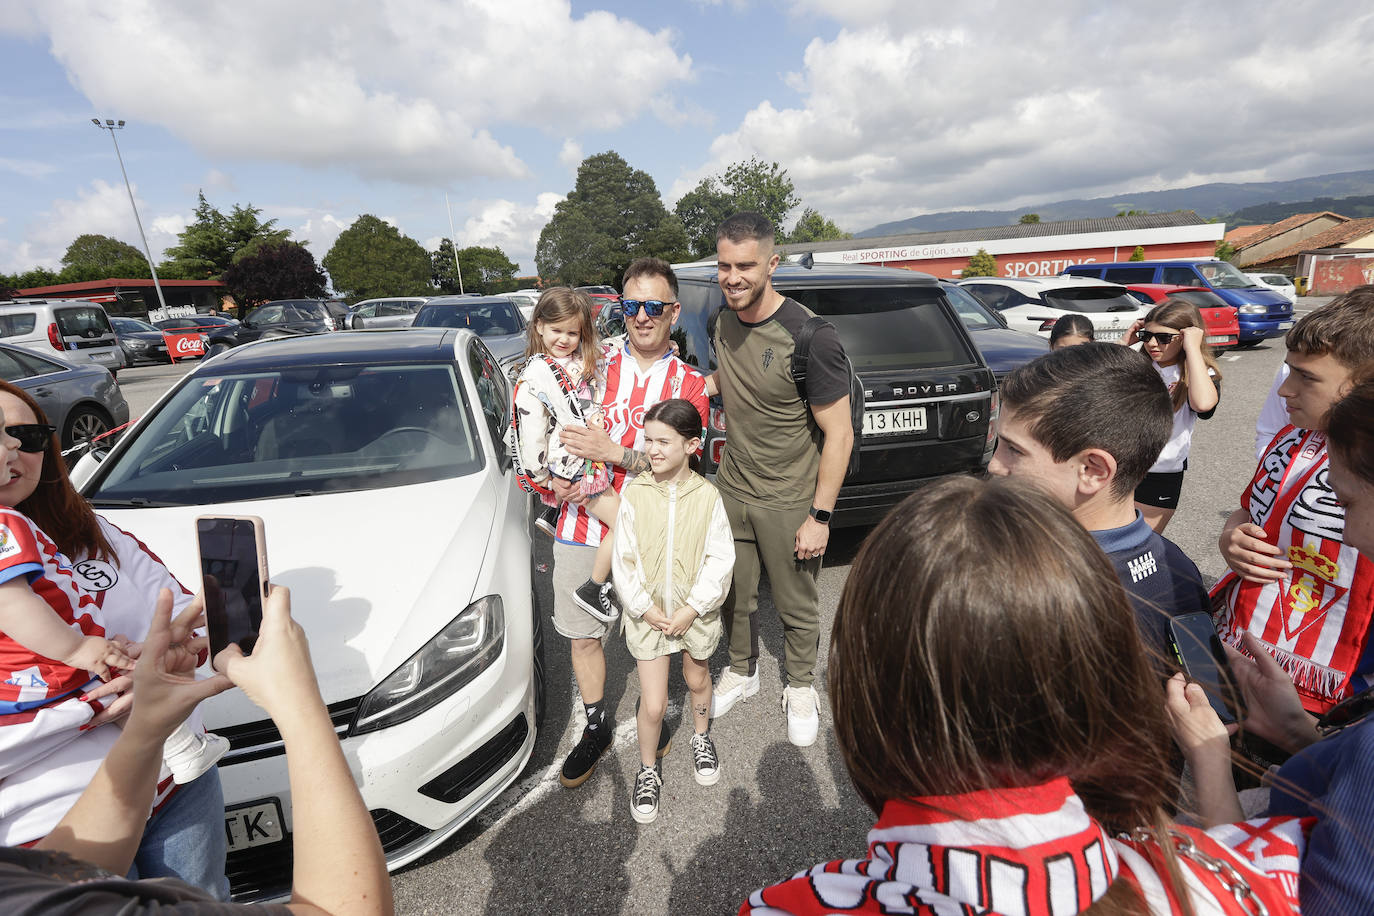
top-left (0, 157), bottom-right (57, 180)
top-left (558, 139), bottom-right (584, 171)
top-left (697, 1), bottom-right (1374, 232)
top-left (4, 179), bottom-right (177, 272)
top-left (22, 0), bottom-right (693, 187)
top-left (457, 193), bottom-right (562, 272)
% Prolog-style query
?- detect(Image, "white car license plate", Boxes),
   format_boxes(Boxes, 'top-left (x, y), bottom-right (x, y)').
top-left (1096, 329), bottom-right (1124, 341)
top-left (1279, 321), bottom-right (1294, 330)
top-left (863, 407), bottom-right (926, 436)
top-left (1205, 335), bottom-right (1232, 344)
top-left (90, 352), bottom-right (115, 362)
top-left (224, 799), bottom-right (286, 853)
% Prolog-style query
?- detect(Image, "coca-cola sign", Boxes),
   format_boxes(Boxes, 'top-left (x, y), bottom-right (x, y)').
top-left (165, 332), bottom-right (205, 361)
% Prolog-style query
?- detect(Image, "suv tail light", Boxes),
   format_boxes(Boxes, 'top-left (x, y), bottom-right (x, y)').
top-left (46, 322), bottom-right (63, 351)
top-left (1034, 318), bottom-right (1059, 332)
top-left (985, 389), bottom-right (1000, 451)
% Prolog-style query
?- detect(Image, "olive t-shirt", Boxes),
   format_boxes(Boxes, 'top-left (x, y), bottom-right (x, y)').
top-left (713, 298), bottom-right (851, 508)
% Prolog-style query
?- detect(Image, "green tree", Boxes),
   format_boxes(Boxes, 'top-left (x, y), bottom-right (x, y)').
top-left (961, 248), bottom-right (998, 278)
top-left (1129, 245), bottom-right (1146, 261)
top-left (1116, 209), bottom-right (1148, 217)
top-left (786, 208), bottom-right (851, 244)
top-left (58, 234), bottom-right (149, 281)
top-left (160, 192), bottom-right (291, 279)
top-left (430, 240), bottom-right (520, 295)
top-left (221, 241), bottom-right (327, 306)
top-left (674, 157), bottom-right (800, 258)
top-left (323, 215), bottom-right (432, 300)
top-left (2, 267), bottom-right (60, 292)
top-left (1018, 213), bottom-right (1041, 224)
top-left (1215, 240), bottom-right (1238, 262)
top-left (536, 151), bottom-right (688, 286)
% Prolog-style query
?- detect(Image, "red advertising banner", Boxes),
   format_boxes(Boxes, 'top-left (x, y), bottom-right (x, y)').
top-left (165, 332), bottom-right (205, 362)
top-left (1312, 258), bottom-right (1374, 295)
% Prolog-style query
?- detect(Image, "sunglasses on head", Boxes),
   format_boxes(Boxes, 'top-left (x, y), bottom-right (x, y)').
top-left (6, 424), bottom-right (56, 453)
top-left (620, 299), bottom-right (674, 318)
top-left (1136, 330), bottom-right (1179, 345)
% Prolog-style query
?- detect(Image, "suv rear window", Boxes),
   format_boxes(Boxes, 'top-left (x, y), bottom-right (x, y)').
top-left (785, 286), bottom-right (975, 371)
top-left (1102, 267), bottom-right (1156, 284)
top-left (0, 313), bottom-right (37, 338)
top-left (1042, 288), bottom-right (1142, 313)
top-left (55, 306), bottom-right (113, 338)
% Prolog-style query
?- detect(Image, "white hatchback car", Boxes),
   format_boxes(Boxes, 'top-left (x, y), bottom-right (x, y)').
top-left (1245, 272), bottom-right (1298, 305)
top-left (956, 276), bottom-right (1150, 342)
top-left (76, 329), bottom-right (541, 901)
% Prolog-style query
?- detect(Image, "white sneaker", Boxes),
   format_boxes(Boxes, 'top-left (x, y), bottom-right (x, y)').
top-left (710, 668), bottom-right (760, 718)
top-left (782, 685), bottom-right (820, 747)
top-left (163, 725), bottom-right (230, 784)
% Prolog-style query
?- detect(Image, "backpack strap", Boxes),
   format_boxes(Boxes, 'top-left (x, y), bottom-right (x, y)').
top-left (706, 305), bottom-right (727, 361)
top-left (789, 316), bottom-right (829, 404)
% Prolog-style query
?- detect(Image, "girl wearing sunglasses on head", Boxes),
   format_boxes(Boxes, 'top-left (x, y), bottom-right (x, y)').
top-left (0, 380), bottom-right (231, 899)
top-left (1121, 299), bottom-right (1222, 534)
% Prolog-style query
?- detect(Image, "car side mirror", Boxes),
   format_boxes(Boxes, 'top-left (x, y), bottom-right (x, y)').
top-left (243, 320), bottom-right (256, 330)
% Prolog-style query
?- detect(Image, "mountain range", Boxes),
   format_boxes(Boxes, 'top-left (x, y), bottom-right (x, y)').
top-left (855, 169), bottom-right (1374, 238)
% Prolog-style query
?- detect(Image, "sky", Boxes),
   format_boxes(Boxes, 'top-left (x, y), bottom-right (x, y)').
top-left (2, 0), bottom-right (1372, 282)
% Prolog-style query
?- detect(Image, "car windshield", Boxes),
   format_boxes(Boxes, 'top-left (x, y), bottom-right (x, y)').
top-left (785, 285), bottom-right (975, 370)
top-left (87, 362), bottom-right (482, 506)
top-left (1042, 288), bottom-right (1142, 313)
top-left (941, 284), bottom-right (1002, 331)
top-left (1196, 261), bottom-right (1256, 289)
top-left (113, 317), bottom-right (159, 333)
top-left (414, 302), bottom-right (522, 336)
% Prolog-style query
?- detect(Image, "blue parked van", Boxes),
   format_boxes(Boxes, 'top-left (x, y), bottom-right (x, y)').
top-left (1060, 259), bottom-right (1293, 344)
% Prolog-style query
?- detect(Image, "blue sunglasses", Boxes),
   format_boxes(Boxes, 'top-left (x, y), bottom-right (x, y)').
top-left (621, 299), bottom-right (675, 318)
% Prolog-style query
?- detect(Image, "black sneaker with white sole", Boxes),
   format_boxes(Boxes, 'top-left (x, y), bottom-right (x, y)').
top-left (573, 578), bottom-right (621, 624)
top-left (534, 503), bottom-right (559, 537)
top-left (631, 764), bottom-right (663, 824)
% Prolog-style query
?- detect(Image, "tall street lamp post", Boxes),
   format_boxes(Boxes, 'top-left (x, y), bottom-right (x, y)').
top-left (90, 118), bottom-right (169, 314)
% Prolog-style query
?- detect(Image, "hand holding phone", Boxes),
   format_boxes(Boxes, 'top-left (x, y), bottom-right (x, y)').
top-left (197, 515), bottom-right (269, 661)
top-left (1168, 612), bottom-right (1240, 725)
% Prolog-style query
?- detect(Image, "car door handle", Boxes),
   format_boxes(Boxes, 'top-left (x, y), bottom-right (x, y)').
top-left (33, 387), bottom-right (53, 397)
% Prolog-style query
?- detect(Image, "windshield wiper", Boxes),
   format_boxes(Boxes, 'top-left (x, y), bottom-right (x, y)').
top-left (88, 497), bottom-right (189, 508)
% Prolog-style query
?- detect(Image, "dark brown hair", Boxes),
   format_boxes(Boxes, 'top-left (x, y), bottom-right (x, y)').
top-left (643, 398), bottom-right (704, 472)
top-left (716, 211), bottom-right (775, 248)
top-left (525, 287), bottom-right (599, 383)
top-left (622, 257), bottom-right (679, 301)
top-left (1049, 313), bottom-right (1094, 347)
top-left (1327, 373), bottom-right (1374, 487)
top-left (829, 476), bottom-right (1186, 914)
top-left (1142, 298), bottom-right (1222, 412)
top-left (999, 342), bottom-right (1172, 498)
top-left (0, 380), bottom-right (116, 563)
top-left (1286, 284), bottom-right (1374, 369)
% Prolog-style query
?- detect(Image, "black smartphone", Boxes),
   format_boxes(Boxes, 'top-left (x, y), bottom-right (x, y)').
top-left (197, 515), bottom-right (269, 659)
top-left (1168, 612), bottom-right (1239, 725)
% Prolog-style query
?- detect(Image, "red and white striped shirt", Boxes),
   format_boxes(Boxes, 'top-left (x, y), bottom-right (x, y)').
top-left (553, 345), bottom-right (707, 548)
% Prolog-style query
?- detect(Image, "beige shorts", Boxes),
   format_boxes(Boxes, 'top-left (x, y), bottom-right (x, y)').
top-left (550, 541), bottom-right (607, 640)
top-left (624, 610), bottom-right (721, 662)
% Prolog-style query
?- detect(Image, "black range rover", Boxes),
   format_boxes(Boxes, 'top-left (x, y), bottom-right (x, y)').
top-left (664, 263), bottom-right (998, 527)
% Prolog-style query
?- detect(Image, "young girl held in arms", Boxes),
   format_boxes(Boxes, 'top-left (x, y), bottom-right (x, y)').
top-left (744, 475), bottom-right (1305, 915)
top-left (612, 398), bottom-right (734, 824)
top-left (1124, 299), bottom-right (1221, 534)
top-left (512, 288), bottom-right (622, 622)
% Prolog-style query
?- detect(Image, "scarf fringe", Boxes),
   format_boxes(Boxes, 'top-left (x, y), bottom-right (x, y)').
top-left (1267, 643), bottom-right (1346, 699)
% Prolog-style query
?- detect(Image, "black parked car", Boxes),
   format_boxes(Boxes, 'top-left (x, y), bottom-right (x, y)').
top-left (153, 315), bottom-right (246, 357)
top-left (237, 301), bottom-right (339, 344)
top-left (412, 295), bottom-right (527, 371)
top-left (670, 263), bottom-right (997, 527)
top-left (938, 281), bottom-right (1049, 384)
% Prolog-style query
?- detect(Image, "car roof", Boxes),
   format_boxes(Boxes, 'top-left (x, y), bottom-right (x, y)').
top-left (676, 262), bottom-right (940, 288)
top-left (422, 295), bottom-right (518, 307)
top-left (196, 328), bottom-right (462, 371)
top-left (353, 296), bottom-right (431, 304)
top-left (1126, 283), bottom-right (1211, 293)
top-left (0, 298), bottom-right (105, 308)
top-left (958, 276), bottom-right (1126, 291)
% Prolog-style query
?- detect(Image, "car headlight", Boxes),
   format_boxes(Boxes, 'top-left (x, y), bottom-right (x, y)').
top-left (1238, 304), bottom-right (1267, 314)
top-left (350, 595), bottom-right (505, 735)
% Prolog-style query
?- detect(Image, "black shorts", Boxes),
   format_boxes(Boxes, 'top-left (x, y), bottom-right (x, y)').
top-left (1135, 470), bottom-right (1185, 510)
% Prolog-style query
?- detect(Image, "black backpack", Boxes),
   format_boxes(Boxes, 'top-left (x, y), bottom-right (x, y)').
top-left (710, 308), bottom-right (865, 478)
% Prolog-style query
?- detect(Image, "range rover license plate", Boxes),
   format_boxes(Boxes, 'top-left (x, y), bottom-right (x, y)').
top-left (224, 798), bottom-right (285, 852)
top-left (863, 407), bottom-right (926, 436)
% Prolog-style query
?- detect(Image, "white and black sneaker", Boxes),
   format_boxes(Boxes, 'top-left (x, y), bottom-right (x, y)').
top-left (573, 578), bottom-right (621, 624)
top-left (689, 732), bottom-right (720, 786)
top-left (534, 503), bottom-right (559, 537)
top-left (631, 764), bottom-right (662, 824)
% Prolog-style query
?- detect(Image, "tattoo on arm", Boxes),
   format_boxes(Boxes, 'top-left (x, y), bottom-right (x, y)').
top-left (621, 448), bottom-right (653, 476)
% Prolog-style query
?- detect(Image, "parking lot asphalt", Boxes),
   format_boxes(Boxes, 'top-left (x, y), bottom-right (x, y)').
top-left (104, 305), bottom-right (1320, 915)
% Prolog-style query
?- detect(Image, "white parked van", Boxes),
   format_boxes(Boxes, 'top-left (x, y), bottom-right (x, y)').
top-left (0, 299), bottom-right (126, 374)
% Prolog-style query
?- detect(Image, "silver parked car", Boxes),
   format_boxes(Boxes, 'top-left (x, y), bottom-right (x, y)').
top-left (0, 340), bottom-right (130, 458)
top-left (0, 299), bottom-right (127, 377)
top-left (347, 297), bottom-right (430, 330)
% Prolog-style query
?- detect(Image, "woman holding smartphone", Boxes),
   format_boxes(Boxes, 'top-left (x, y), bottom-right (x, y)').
top-left (0, 380), bottom-right (229, 898)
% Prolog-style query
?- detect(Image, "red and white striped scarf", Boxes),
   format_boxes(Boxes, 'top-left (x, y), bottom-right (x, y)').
top-left (741, 779), bottom-right (1306, 916)
top-left (1212, 425), bottom-right (1374, 713)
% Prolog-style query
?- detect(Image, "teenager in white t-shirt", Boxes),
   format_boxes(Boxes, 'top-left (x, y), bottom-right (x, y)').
top-left (1121, 299), bottom-right (1221, 534)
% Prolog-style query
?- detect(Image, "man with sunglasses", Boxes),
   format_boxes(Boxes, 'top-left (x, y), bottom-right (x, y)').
top-left (550, 258), bottom-right (708, 789)
top-left (706, 212), bottom-right (854, 748)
